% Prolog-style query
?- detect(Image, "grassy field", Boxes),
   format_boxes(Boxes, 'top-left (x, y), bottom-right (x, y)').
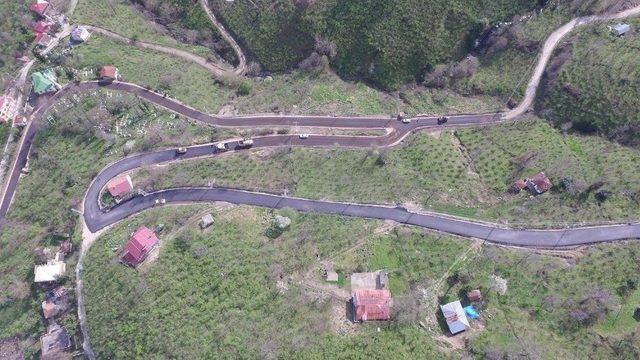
top-left (129, 118), bottom-right (640, 226)
top-left (0, 91), bottom-right (236, 356)
top-left (82, 203), bottom-right (640, 358)
top-left (538, 18), bottom-right (640, 147)
top-left (64, 35), bottom-right (232, 112)
top-left (449, 5), bottom-right (572, 103)
top-left (72, 0), bottom-right (214, 57)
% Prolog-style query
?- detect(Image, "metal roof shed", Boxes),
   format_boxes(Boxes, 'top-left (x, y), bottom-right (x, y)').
top-left (612, 23), bottom-right (631, 36)
top-left (440, 300), bottom-right (470, 335)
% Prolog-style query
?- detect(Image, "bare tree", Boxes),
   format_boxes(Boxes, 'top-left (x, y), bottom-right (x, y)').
top-left (315, 36), bottom-right (337, 59)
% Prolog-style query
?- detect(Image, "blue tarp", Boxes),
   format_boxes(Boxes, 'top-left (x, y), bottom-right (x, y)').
top-left (464, 305), bottom-right (479, 319)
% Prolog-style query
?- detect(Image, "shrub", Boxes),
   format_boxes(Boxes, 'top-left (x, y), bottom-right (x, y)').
top-left (237, 81), bottom-right (251, 96)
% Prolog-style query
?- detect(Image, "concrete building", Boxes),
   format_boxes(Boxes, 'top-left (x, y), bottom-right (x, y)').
top-left (70, 26), bottom-right (91, 43)
top-left (34, 260), bottom-right (66, 283)
top-left (350, 270), bottom-right (388, 291)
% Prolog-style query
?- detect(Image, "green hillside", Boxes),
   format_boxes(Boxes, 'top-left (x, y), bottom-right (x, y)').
top-left (209, 0), bottom-right (538, 89)
top-left (538, 18), bottom-right (640, 147)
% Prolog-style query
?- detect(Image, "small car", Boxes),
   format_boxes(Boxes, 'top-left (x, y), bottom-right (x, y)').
top-left (437, 116), bottom-right (449, 125)
top-left (216, 143), bottom-right (228, 151)
top-left (176, 147), bottom-right (188, 154)
top-left (238, 139), bottom-right (254, 148)
top-left (401, 118), bottom-right (411, 124)
top-left (154, 198), bottom-right (166, 205)
top-left (299, 134), bottom-right (310, 139)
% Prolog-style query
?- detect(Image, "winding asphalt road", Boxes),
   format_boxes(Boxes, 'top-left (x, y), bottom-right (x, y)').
top-left (1, 78), bottom-right (639, 248)
top-left (0, 5), bottom-right (637, 358)
top-left (4, 4), bottom-right (640, 245)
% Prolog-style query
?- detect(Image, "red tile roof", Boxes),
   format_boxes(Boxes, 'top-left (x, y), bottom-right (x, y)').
top-left (99, 66), bottom-right (118, 80)
top-left (30, 2), bottom-right (49, 16)
top-left (528, 172), bottom-right (552, 194)
top-left (352, 289), bottom-right (391, 321)
top-left (467, 289), bottom-right (482, 302)
top-left (107, 175), bottom-right (133, 197)
top-left (35, 33), bottom-right (54, 47)
top-left (122, 226), bottom-right (159, 266)
top-left (33, 21), bottom-right (51, 34)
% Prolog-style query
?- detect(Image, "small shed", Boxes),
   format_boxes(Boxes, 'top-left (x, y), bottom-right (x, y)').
top-left (121, 226), bottom-right (159, 266)
top-left (467, 289), bottom-right (482, 302)
top-left (34, 261), bottom-right (66, 283)
top-left (200, 213), bottom-right (214, 229)
top-left (440, 300), bottom-right (470, 335)
top-left (107, 174), bottom-right (133, 197)
top-left (99, 66), bottom-right (119, 82)
top-left (511, 179), bottom-right (527, 193)
top-left (324, 263), bottom-right (338, 282)
top-left (612, 23), bottom-right (631, 36)
top-left (526, 172), bottom-right (552, 195)
top-left (352, 289), bottom-right (391, 322)
top-left (275, 215), bottom-right (291, 229)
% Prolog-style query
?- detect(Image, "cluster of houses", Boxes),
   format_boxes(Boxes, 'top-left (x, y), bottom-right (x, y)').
top-left (32, 240), bottom-right (74, 359)
top-left (29, 0), bottom-right (65, 50)
top-left (512, 171), bottom-right (552, 195)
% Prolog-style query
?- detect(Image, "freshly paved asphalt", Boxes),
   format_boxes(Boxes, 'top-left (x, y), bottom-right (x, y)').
top-left (2, 81), bottom-right (639, 248)
top-left (0, 81), bottom-right (498, 219)
top-left (82, 141), bottom-right (640, 248)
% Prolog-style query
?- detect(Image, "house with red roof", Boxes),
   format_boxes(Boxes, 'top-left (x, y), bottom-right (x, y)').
top-left (35, 32), bottom-right (55, 48)
top-left (33, 20), bottom-right (52, 34)
top-left (107, 174), bottom-right (133, 197)
top-left (121, 226), bottom-right (159, 266)
top-left (99, 66), bottom-right (119, 83)
top-left (352, 289), bottom-right (391, 322)
top-left (29, 1), bottom-right (50, 17)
